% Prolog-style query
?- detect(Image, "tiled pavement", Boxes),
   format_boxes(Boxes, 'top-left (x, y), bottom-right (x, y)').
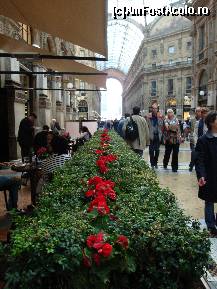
top-left (144, 143), bottom-right (217, 289)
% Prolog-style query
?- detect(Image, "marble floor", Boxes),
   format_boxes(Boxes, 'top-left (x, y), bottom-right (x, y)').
top-left (144, 142), bottom-right (217, 289)
top-left (143, 142), bottom-right (205, 220)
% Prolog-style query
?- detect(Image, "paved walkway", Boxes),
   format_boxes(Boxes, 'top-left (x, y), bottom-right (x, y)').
top-left (144, 142), bottom-right (217, 289)
top-left (144, 142), bottom-right (204, 219)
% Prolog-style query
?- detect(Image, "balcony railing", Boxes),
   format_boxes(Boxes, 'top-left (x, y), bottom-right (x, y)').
top-left (143, 60), bottom-right (192, 73)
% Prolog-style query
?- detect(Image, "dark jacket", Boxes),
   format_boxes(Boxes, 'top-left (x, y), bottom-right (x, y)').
top-left (195, 132), bottom-right (217, 202)
top-left (17, 117), bottom-right (34, 147)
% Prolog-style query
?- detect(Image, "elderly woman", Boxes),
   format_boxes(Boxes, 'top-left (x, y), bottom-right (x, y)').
top-left (163, 109), bottom-right (181, 172)
top-left (195, 111), bottom-right (217, 235)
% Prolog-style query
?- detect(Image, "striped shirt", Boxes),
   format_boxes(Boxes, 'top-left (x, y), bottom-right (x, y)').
top-left (40, 154), bottom-right (71, 175)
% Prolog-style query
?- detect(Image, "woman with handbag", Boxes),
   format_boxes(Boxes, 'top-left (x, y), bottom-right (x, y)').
top-left (163, 109), bottom-right (182, 172)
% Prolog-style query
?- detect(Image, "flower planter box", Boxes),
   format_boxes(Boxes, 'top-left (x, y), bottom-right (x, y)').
top-left (1, 131), bottom-right (210, 289)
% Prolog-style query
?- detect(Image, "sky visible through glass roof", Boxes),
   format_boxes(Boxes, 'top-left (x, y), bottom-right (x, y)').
top-left (98, 0), bottom-right (174, 75)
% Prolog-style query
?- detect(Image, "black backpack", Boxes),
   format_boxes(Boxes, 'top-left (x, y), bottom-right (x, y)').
top-left (125, 116), bottom-right (139, 141)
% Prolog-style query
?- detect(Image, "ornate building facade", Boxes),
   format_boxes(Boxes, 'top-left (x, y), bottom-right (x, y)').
top-left (122, 2), bottom-right (193, 119)
top-left (0, 16), bottom-right (101, 160)
top-left (188, 0), bottom-right (217, 109)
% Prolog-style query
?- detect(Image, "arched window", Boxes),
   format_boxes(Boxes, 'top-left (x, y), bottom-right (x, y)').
top-left (78, 100), bottom-right (88, 108)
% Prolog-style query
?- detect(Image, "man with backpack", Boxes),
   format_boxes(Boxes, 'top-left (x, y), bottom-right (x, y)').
top-left (122, 106), bottom-right (150, 157)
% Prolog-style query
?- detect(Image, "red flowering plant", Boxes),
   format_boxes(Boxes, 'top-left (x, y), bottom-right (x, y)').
top-left (82, 131), bottom-right (130, 271)
top-left (96, 154), bottom-right (118, 174)
top-left (85, 176), bottom-right (117, 217)
top-left (36, 147), bottom-right (49, 160)
top-left (83, 231), bottom-right (129, 268)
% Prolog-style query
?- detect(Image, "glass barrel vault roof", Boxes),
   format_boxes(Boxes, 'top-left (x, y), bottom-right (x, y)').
top-left (98, 0), bottom-right (145, 75)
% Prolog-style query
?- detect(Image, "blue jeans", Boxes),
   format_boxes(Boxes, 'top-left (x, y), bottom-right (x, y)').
top-left (205, 201), bottom-right (216, 228)
top-left (0, 176), bottom-right (20, 209)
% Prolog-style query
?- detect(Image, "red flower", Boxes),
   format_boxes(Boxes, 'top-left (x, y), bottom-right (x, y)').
top-left (88, 195), bottom-right (110, 215)
top-left (103, 180), bottom-right (115, 188)
top-left (37, 147), bottom-right (47, 155)
top-left (85, 190), bottom-right (95, 198)
top-left (95, 150), bottom-right (104, 155)
top-left (98, 243), bottom-right (113, 257)
top-left (107, 190), bottom-right (116, 200)
top-left (92, 253), bottom-right (101, 266)
top-left (92, 232), bottom-right (104, 250)
top-left (83, 256), bottom-right (91, 267)
top-left (86, 232), bottom-right (104, 249)
top-left (99, 165), bottom-right (109, 174)
top-left (88, 176), bottom-right (103, 187)
top-left (116, 235), bottom-right (129, 249)
top-left (86, 235), bottom-right (96, 248)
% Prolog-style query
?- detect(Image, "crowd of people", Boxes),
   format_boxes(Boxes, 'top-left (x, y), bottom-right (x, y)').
top-left (103, 104), bottom-right (217, 235)
top-left (2, 105), bottom-right (217, 235)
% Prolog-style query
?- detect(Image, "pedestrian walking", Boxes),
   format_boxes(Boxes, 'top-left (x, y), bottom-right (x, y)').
top-left (17, 113), bottom-right (37, 162)
top-left (189, 107), bottom-right (201, 172)
top-left (50, 119), bottom-right (61, 135)
top-left (194, 107), bottom-right (209, 143)
top-left (183, 116), bottom-right (191, 141)
top-left (117, 113), bottom-right (130, 138)
top-left (195, 111), bottom-right (217, 236)
top-left (113, 119), bottom-right (119, 132)
top-left (163, 109), bottom-right (181, 172)
top-left (123, 106), bottom-right (150, 157)
top-left (147, 103), bottom-right (164, 169)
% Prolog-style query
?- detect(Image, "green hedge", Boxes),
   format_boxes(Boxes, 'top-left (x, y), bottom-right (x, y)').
top-left (2, 131), bottom-right (210, 289)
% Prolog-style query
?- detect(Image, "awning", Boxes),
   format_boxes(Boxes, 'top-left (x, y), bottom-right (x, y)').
top-left (0, 0), bottom-right (108, 57)
top-left (0, 33), bottom-right (107, 88)
top-left (0, 33), bottom-right (52, 54)
top-left (37, 59), bottom-right (107, 88)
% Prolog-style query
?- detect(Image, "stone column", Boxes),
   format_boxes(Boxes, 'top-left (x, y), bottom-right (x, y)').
top-left (0, 58), bottom-right (27, 160)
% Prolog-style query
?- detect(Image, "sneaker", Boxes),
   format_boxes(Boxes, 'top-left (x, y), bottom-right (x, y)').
top-left (208, 227), bottom-right (217, 236)
top-left (163, 165), bottom-right (167, 170)
top-left (155, 165), bottom-right (158, 169)
top-left (172, 169), bottom-right (178, 173)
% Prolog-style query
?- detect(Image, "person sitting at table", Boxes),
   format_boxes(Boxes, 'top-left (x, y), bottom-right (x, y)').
top-left (78, 126), bottom-right (92, 143)
top-left (33, 125), bottom-right (50, 153)
top-left (0, 175), bottom-right (21, 210)
top-left (36, 136), bottom-right (71, 199)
